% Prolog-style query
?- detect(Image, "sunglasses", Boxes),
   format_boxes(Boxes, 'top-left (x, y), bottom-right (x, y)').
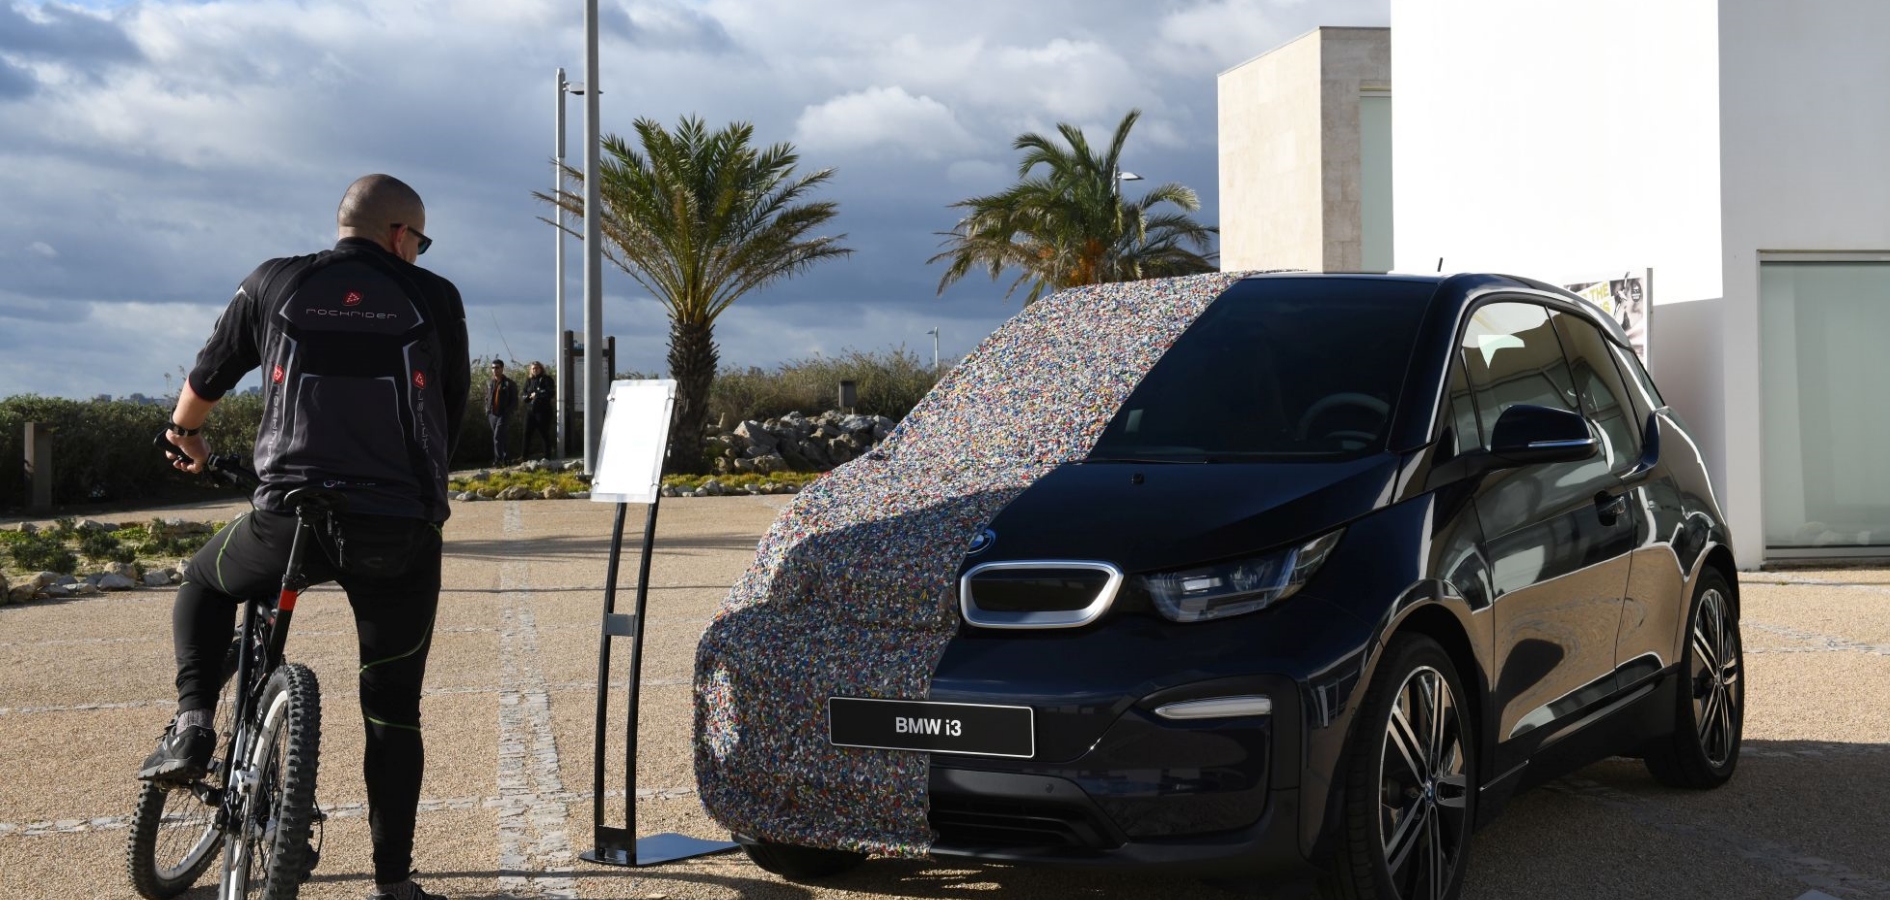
top-left (392, 223), bottom-right (433, 255)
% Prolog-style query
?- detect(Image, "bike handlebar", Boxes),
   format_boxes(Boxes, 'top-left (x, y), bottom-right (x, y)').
top-left (154, 431), bottom-right (260, 489)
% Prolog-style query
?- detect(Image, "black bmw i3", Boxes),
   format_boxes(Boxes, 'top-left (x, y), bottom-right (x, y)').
top-left (736, 273), bottom-right (1741, 900)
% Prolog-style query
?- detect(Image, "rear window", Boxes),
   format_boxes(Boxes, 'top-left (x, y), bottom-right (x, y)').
top-left (1090, 279), bottom-right (1433, 461)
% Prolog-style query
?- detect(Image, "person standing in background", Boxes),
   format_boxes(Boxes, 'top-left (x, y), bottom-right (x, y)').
top-left (520, 361), bottom-right (556, 460)
top-left (485, 360), bottom-right (518, 465)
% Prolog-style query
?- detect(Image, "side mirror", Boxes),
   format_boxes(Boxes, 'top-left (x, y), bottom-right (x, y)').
top-left (1489, 404), bottom-right (1597, 466)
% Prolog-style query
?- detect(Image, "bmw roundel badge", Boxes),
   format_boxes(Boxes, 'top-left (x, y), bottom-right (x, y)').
top-left (968, 528), bottom-right (996, 555)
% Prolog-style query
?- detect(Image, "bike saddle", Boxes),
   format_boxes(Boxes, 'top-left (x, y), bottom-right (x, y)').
top-left (283, 487), bottom-right (349, 516)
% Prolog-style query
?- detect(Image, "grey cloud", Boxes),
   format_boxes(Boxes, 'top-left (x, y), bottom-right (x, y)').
top-left (0, 2), bottom-right (140, 63)
top-left (0, 57), bottom-right (33, 97)
top-left (601, 1), bottom-right (736, 53)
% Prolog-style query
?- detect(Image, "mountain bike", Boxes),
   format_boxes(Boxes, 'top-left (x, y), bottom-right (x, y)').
top-left (126, 450), bottom-right (333, 900)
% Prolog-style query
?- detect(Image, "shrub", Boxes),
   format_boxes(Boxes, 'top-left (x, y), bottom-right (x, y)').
top-left (0, 393), bottom-right (262, 508)
top-left (709, 348), bottom-right (938, 425)
top-left (9, 531), bottom-right (77, 573)
top-left (77, 530), bottom-right (122, 561)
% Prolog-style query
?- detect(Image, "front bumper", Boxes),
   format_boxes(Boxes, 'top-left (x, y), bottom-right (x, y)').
top-left (924, 674), bottom-right (1314, 878)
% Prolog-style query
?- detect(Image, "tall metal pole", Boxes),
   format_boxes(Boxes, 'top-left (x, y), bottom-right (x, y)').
top-left (582, 0), bottom-right (605, 474)
top-left (926, 327), bottom-right (939, 374)
top-left (554, 67), bottom-right (568, 460)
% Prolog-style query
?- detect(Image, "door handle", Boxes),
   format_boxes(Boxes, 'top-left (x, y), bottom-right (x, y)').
top-left (1595, 491), bottom-right (1629, 524)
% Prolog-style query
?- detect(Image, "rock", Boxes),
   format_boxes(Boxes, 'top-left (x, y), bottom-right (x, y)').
top-left (83, 573), bottom-right (103, 587)
top-left (107, 561), bottom-right (141, 581)
top-left (872, 416), bottom-right (896, 441)
top-left (731, 457), bottom-right (757, 474)
top-left (143, 570), bottom-right (172, 587)
top-left (53, 574), bottom-right (77, 587)
top-left (743, 482), bottom-right (763, 494)
top-left (98, 573), bottom-right (137, 591)
top-left (72, 581), bottom-right (105, 596)
top-left (78, 518), bottom-right (115, 532)
top-left (699, 479), bottom-right (726, 497)
top-left (571, 490), bottom-right (590, 500)
top-left (660, 486), bottom-right (681, 498)
top-left (453, 492), bottom-right (474, 501)
top-left (711, 457), bottom-right (731, 475)
top-left (733, 421), bottom-right (777, 452)
top-left (8, 583), bottom-right (34, 603)
top-left (776, 442), bottom-right (814, 471)
top-left (497, 485), bottom-right (536, 501)
top-left (31, 571), bottom-right (60, 589)
top-left (797, 439), bottom-right (833, 469)
top-left (159, 517), bottom-right (213, 537)
top-left (541, 485), bottom-right (569, 500)
top-left (840, 414), bottom-right (874, 434)
top-left (476, 487), bottom-right (500, 499)
top-left (0, 572), bottom-right (7, 602)
top-left (563, 460), bottom-right (583, 472)
top-left (15, 522), bottom-right (37, 534)
top-left (752, 453), bottom-right (787, 474)
top-left (42, 583), bottom-right (71, 598)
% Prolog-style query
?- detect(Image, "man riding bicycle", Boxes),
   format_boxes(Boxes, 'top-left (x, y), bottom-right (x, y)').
top-left (143, 174), bottom-right (470, 900)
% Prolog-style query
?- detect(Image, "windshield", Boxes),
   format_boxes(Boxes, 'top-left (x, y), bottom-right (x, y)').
top-left (1089, 278), bottom-right (1434, 462)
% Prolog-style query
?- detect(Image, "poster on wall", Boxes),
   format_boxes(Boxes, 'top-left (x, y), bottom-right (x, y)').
top-left (1561, 268), bottom-right (1651, 363)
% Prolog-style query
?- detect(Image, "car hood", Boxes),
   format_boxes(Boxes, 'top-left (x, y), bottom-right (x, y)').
top-left (972, 454), bottom-right (1402, 573)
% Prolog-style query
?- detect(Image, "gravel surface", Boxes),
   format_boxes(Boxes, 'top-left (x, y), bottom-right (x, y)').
top-left (1, 495), bottom-right (1885, 900)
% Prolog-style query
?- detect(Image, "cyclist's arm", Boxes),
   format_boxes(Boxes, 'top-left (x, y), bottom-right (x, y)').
top-left (170, 264), bottom-right (273, 472)
top-left (441, 280), bottom-right (472, 454)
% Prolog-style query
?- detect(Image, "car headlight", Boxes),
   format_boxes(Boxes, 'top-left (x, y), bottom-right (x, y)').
top-left (1141, 530), bottom-right (1344, 623)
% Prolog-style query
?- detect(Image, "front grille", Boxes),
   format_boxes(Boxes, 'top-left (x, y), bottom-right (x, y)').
top-left (959, 561), bottom-right (1123, 628)
top-left (930, 794), bottom-right (1123, 850)
top-left (966, 568), bottom-right (1110, 612)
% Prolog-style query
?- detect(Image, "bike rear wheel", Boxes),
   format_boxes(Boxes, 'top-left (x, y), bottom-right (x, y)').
top-left (224, 662), bottom-right (322, 900)
top-left (127, 638), bottom-right (242, 900)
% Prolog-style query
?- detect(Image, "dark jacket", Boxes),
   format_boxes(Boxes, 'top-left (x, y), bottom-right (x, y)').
top-left (485, 374), bottom-right (519, 419)
top-left (522, 373), bottom-right (555, 416)
top-left (188, 238), bottom-right (470, 523)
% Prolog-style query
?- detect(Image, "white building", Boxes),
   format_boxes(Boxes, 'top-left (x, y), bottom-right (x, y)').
top-left (1387, 0), bottom-right (1890, 568)
top-left (1218, 27), bottom-right (1392, 274)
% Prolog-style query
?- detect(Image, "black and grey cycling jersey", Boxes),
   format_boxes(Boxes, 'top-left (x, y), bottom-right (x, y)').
top-left (188, 238), bottom-right (471, 522)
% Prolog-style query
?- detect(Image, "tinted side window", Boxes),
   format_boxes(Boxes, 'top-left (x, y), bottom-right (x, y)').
top-left (1608, 343), bottom-right (1665, 412)
top-left (1552, 312), bottom-right (1642, 473)
top-left (1459, 301), bottom-right (1578, 448)
top-left (1441, 352), bottom-right (1481, 460)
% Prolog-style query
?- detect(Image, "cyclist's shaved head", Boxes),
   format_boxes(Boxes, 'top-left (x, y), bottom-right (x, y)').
top-left (336, 174), bottom-right (425, 232)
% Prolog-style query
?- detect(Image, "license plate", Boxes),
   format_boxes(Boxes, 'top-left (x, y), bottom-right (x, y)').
top-left (827, 697), bottom-right (1035, 759)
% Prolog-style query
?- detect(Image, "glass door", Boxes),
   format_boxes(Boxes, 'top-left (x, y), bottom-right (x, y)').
top-left (1760, 259), bottom-right (1890, 553)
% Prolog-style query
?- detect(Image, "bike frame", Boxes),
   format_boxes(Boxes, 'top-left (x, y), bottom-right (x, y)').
top-left (215, 501), bottom-right (323, 899)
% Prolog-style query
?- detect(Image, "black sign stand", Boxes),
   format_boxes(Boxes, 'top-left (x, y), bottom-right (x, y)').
top-left (580, 495), bottom-right (738, 866)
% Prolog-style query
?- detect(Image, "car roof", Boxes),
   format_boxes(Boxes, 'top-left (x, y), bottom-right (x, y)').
top-left (1229, 270), bottom-right (1634, 350)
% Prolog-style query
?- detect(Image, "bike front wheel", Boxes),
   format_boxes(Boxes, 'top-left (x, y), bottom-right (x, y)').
top-left (224, 662), bottom-right (322, 900)
top-left (127, 638), bottom-right (243, 900)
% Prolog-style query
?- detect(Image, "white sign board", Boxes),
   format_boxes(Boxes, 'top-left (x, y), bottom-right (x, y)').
top-left (590, 379), bottom-right (677, 504)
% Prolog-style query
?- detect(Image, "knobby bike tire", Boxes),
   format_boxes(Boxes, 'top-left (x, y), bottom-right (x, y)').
top-left (127, 637), bottom-right (243, 900)
top-left (226, 662), bottom-right (322, 900)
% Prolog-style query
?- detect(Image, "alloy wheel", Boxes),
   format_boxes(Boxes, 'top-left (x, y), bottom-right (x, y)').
top-left (1690, 588), bottom-right (1740, 767)
top-left (1379, 665), bottom-right (1468, 900)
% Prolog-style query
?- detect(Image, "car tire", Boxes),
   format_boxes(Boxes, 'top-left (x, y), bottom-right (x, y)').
top-left (1642, 568), bottom-right (1742, 789)
top-left (739, 839), bottom-right (866, 881)
top-left (1321, 634), bottom-right (1476, 900)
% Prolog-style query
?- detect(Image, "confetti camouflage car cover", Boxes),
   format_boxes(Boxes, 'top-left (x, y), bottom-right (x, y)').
top-left (694, 272), bottom-right (1249, 855)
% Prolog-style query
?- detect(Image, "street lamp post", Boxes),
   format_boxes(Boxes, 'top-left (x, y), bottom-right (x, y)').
top-left (924, 327), bottom-right (939, 374)
top-left (581, 0), bottom-right (605, 475)
top-left (554, 67), bottom-right (570, 460)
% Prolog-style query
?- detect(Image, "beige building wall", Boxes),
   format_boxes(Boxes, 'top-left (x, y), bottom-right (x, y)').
top-left (1219, 27), bottom-right (1391, 272)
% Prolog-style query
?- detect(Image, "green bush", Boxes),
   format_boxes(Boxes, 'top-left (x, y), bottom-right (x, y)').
top-left (0, 393), bottom-right (263, 508)
top-left (8, 531), bottom-right (77, 573)
top-left (709, 348), bottom-right (938, 425)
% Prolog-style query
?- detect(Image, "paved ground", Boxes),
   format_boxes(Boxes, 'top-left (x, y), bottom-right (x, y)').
top-left (2, 495), bottom-right (1887, 900)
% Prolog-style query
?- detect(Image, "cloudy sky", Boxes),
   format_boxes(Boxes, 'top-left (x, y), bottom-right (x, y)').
top-left (0, 0), bottom-right (1386, 399)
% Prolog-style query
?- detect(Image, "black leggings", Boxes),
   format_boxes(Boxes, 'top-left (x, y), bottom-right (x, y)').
top-left (173, 509), bottom-right (442, 885)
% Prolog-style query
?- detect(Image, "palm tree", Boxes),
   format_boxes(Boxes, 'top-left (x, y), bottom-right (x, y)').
top-left (930, 109), bottom-right (1217, 304)
top-left (538, 116), bottom-right (850, 473)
